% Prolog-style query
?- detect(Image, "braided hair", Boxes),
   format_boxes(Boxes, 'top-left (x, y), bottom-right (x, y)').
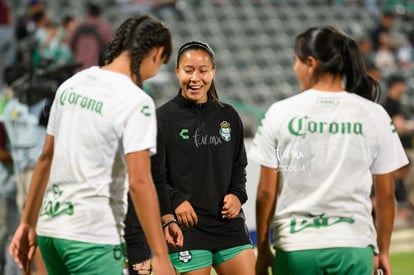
top-left (103, 14), bottom-right (172, 88)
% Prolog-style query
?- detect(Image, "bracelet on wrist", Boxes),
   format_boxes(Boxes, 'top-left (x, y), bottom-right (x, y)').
top-left (162, 218), bottom-right (178, 229)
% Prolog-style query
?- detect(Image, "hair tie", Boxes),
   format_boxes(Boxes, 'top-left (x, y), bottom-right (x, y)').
top-left (176, 40), bottom-right (215, 65)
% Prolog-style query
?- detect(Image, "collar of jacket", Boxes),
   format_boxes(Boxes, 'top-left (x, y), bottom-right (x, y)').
top-left (173, 89), bottom-right (216, 110)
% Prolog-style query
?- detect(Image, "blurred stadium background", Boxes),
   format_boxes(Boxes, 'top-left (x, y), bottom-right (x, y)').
top-left (6, 0), bottom-right (414, 274)
top-left (8, 0), bottom-right (414, 135)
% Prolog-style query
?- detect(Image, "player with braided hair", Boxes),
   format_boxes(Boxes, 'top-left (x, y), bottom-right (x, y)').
top-left (9, 14), bottom-right (176, 275)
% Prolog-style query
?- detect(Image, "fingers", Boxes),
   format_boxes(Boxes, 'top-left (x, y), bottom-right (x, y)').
top-left (9, 243), bottom-right (24, 270)
top-left (177, 214), bottom-right (190, 228)
top-left (221, 195), bottom-right (241, 219)
top-left (170, 228), bottom-right (184, 247)
top-left (174, 227), bottom-right (184, 247)
top-left (221, 203), bottom-right (237, 218)
top-left (179, 213), bottom-right (197, 228)
top-left (164, 224), bottom-right (184, 248)
top-left (8, 225), bottom-right (37, 273)
top-left (27, 245), bottom-right (36, 261)
top-left (165, 234), bottom-right (176, 247)
top-left (175, 201), bottom-right (198, 228)
top-left (190, 209), bottom-right (198, 225)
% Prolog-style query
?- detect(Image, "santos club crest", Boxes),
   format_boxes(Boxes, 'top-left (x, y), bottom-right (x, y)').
top-left (219, 121), bottom-right (231, 142)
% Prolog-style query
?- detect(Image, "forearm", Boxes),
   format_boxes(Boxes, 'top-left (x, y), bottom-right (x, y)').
top-left (256, 167), bottom-right (278, 252)
top-left (375, 191), bottom-right (395, 255)
top-left (21, 152), bottom-right (52, 226)
top-left (256, 190), bottom-right (276, 251)
top-left (374, 173), bottom-right (395, 255)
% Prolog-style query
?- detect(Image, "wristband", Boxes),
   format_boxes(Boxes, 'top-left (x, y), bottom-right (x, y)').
top-left (162, 218), bottom-right (178, 229)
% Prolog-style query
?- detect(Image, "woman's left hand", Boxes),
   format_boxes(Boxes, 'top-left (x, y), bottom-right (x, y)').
top-left (221, 194), bottom-right (241, 219)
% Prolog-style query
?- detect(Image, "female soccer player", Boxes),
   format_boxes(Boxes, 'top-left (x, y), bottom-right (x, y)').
top-left (250, 26), bottom-right (408, 275)
top-left (9, 14), bottom-right (176, 275)
top-left (151, 40), bottom-right (255, 275)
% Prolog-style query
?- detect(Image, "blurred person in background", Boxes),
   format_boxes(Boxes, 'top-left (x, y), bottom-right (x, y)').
top-left (365, 59), bottom-right (382, 83)
top-left (383, 75), bottom-right (414, 226)
top-left (2, 66), bottom-right (47, 275)
top-left (148, 40), bottom-right (255, 275)
top-left (32, 9), bottom-right (48, 45)
top-left (357, 36), bottom-right (375, 65)
top-left (370, 11), bottom-right (402, 77)
top-left (370, 11), bottom-right (399, 52)
top-left (251, 26), bottom-right (408, 275)
top-left (8, 14), bottom-right (176, 275)
top-left (0, 119), bottom-right (20, 275)
top-left (15, 0), bottom-right (46, 43)
top-left (32, 19), bottom-right (74, 69)
top-left (0, 0), bottom-right (15, 92)
top-left (397, 30), bottom-right (414, 69)
top-left (373, 34), bottom-right (398, 75)
top-left (62, 15), bottom-right (78, 44)
top-left (70, 2), bottom-right (114, 71)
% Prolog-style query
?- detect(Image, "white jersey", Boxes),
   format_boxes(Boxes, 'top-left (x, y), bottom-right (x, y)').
top-left (37, 67), bottom-right (157, 245)
top-left (249, 89), bottom-right (408, 252)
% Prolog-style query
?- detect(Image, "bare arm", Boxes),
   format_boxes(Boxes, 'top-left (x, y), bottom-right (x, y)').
top-left (126, 150), bottom-right (175, 275)
top-left (373, 173), bottom-right (395, 275)
top-left (256, 165), bottom-right (278, 275)
top-left (21, 135), bottom-right (54, 224)
top-left (9, 134), bottom-right (54, 271)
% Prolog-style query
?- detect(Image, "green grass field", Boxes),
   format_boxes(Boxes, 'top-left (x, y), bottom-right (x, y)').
top-left (391, 251), bottom-right (414, 275)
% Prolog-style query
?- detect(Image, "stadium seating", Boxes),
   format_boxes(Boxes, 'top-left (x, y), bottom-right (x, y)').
top-left (8, 0), bottom-right (414, 133)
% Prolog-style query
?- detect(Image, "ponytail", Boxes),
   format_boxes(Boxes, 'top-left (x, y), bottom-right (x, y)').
top-left (341, 36), bottom-right (380, 101)
top-left (295, 26), bottom-right (381, 102)
top-left (209, 80), bottom-right (223, 106)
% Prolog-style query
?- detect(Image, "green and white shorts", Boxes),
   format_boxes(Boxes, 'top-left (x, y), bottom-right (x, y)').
top-left (273, 246), bottom-right (374, 275)
top-left (169, 244), bottom-right (253, 273)
top-left (38, 236), bottom-right (125, 275)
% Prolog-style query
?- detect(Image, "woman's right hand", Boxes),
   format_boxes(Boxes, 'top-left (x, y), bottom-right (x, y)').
top-left (175, 200), bottom-right (198, 228)
top-left (164, 221), bottom-right (184, 248)
top-left (375, 253), bottom-right (391, 275)
top-left (256, 247), bottom-right (274, 275)
top-left (9, 223), bottom-right (37, 273)
top-left (151, 254), bottom-right (176, 275)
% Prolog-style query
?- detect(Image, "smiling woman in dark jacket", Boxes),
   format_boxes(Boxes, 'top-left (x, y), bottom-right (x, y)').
top-left (152, 41), bottom-right (255, 275)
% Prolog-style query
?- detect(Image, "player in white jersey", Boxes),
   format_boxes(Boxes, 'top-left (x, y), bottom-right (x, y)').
top-left (9, 14), bottom-right (177, 275)
top-left (249, 26), bottom-right (408, 275)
